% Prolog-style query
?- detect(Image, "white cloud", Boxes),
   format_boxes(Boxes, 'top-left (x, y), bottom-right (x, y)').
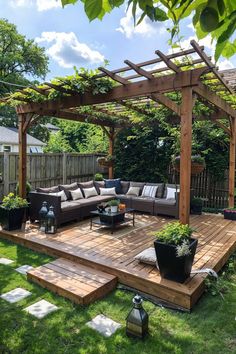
top-left (116, 7), bottom-right (165, 39)
top-left (10, 0), bottom-right (61, 11)
top-left (218, 59), bottom-right (234, 70)
top-left (36, 32), bottom-right (105, 68)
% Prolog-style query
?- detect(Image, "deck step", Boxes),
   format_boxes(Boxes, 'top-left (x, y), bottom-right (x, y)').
top-left (27, 258), bottom-right (117, 305)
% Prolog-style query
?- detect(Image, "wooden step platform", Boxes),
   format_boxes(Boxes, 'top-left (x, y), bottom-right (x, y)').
top-left (27, 258), bottom-right (117, 305)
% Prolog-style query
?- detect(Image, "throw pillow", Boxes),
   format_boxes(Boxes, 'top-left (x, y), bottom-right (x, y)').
top-left (100, 187), bottom-right (116, 196)
top-left (104, 178), bottom-right (122, 194)
top-left (70, 188), bottom-right (84, 200)
top-left (166, 187), bottom-right (179, 199)
top-left (141, 185), bottom-right (158, 198)
top-left (50, 190), bottom-right (67, 202)
top-left (94, 180), bottom-right (105, 194)
top-left (126, 186), bottom-right (140, 196)
top-left (59, 182), bottom-right (78, 200)
top-left (134, 247), bottom-right (158, 268)
top-left (83, 187), bottom-right (98, 199)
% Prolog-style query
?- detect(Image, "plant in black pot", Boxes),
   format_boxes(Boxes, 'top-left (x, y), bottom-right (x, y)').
top-left (153, 222), bottom-right (198, 283)
top-left (0, 193), bottom-right (28, 231)
top-left (223, 208), bottom-right (236, 220)
top-left (191, 197), bottom-right (203, 215)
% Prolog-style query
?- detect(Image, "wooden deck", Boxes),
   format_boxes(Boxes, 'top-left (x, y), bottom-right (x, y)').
top-left (1, 213), bottom-right (236, 311)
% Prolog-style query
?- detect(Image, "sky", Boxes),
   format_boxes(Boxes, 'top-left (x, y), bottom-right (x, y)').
top-left (1, 0), bottom-right (236, 81)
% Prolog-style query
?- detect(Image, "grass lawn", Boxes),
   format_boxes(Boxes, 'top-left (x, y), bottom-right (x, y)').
top-left (0, 238), bottom-right (235, 354)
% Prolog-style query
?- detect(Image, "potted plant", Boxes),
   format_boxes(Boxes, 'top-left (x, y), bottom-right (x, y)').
top-left (153, 222), bottom-right (198, 283)
top-left (191, 197), bottom-right (203, 215)
top-left (15, 181), bottom-right (32, 198)
top-left (108, 199), bottom-right (120, 213)
top-left (94, 173), bottom-right (103, 181)
top-left (173, 155), bottom-right (205, 175)
top-left (0, 193), bottom-right (28, 231)
top-left (223, 208), bottom-right (236, 220)
top-left (97, 155), bottom-right (115, 167)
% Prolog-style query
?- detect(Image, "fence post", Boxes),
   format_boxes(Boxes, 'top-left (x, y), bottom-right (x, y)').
top-left (62, 153), bottom-right (67, 184)
top-left (3, 152), bottom-right (9, 196)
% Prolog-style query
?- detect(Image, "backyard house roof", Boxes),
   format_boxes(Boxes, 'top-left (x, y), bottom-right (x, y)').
top-left (0, 126), bottom-right (45, 146)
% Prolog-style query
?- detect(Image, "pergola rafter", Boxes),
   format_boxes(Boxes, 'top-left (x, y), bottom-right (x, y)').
top-left (9, 41), bottom-right (236, 225)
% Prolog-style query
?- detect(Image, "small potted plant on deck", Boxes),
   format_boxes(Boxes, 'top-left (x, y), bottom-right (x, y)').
top-left (191, 197), bottom-right (203, 215)
top-left (223, 208), bottom-right (236, 220)
top-left (0, 193), bottom-right (28, 231)
top-left (153, 222), bottom-right (198, 283)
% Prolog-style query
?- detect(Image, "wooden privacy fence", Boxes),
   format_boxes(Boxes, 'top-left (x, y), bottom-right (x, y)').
top-left (0, 152), bottom-right (106, 200)
top-left (168, 167), bottom-right (229, 209)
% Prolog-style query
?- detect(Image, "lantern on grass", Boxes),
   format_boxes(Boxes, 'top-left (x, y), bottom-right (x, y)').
top-left (45, 206), bottom-right (57, 234)
top-left (39, 201), bottom-right (48, 232)
top-left (126, 294), bottom-right (149, 339)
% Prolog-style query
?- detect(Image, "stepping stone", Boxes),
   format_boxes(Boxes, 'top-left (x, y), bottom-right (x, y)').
top-left (1, 287), bottom-right (31, 303)
top-left (15, 265), bottom-right (34, 275)
top-left (86, 314), bottom-right (121, 337)
top-left (0, 257), bottom-right (14, 265)
top-left (24, 299), bottom-right (58, 319)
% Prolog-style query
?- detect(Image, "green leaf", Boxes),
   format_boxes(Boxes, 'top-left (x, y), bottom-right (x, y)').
top-left (137, 11), bottom-right (146, 25)
top-left (108, 0), bottom-right (124, 8)
top-left (217, 0), bottom-right (225, 16)
top-left (61, 0), bottom-right (77, 7)
top-left (84, 0), bottom-right (103, 21)
top-left (154, 7), bottom-right (168, 21)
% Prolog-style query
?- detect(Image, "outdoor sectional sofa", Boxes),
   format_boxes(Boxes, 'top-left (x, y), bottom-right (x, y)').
top-left (29, 180), bottom-right (180, 226)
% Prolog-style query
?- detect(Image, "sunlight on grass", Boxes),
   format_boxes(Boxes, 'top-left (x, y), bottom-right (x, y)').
top-left (0, 238), bottom-right (235, 354)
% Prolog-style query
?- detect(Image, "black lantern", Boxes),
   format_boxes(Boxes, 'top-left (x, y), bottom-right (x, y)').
top-left (39, 201), bottom-right (48, 232)
top-left (126, 294), bottom-right (149, 339)
top-left (45, 206), bottom-right (57, 234)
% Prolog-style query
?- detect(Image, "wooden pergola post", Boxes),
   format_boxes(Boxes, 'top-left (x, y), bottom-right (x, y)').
top-left (18, 114), bottom-right (27, 198)
top-left (108, 127), bottom-right (115, 179)
top-left (229, 117), bottom-right (236, 208)
top-left (179, 87), bottom-right (193, 224)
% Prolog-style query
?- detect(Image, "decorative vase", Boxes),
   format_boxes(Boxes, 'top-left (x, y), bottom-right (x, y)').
top-left (154, 238), bottom-right (198, 283)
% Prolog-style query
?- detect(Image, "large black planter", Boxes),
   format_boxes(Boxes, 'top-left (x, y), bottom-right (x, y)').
top-left (0, 207), bottom-right (27, 231)
top-left (191, 205), bottom-right (202, 215)
top-left (154, 238), bottom-right (198, 283)
top-left (224, 210), bottom-right (236, 220)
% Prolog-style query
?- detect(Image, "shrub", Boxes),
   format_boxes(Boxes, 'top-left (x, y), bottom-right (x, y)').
top-left (191, 197), bottom-right (203, 207)
top-left (94, 173), bottom-right (103, 181)
top-left (1, 193), bottom-right (28, 210)
top-left (108, 199), bottom-right (120, 206)
top-left (154, 221), bottom-right (193, 246)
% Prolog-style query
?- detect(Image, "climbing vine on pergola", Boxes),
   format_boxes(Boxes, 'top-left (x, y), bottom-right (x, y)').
top-left (2, 40), bottom-right (236, 225)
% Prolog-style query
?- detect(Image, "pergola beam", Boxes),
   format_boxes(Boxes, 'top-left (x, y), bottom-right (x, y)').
top-left (151, 93), bottom-right (180, 116)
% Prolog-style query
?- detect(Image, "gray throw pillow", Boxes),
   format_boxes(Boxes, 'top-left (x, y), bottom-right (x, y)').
top-left (134, 247), bottom-right (158, 268)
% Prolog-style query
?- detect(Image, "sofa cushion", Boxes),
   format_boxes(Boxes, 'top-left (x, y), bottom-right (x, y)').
top-left (104, 178), bottom-right (122, 194)
top-left (59, 182), bottom-right (78, 200)
top-left (78, 180), bottom-right (94, 190)
top-left (126, 186), bottom-right (140, 196)
top-left (94, 180), bottom-right (105, 194)
top-left (76, 195), bottom-right (112, 206)
top-left (100, 187), bottom-right (116, 196)
top-left (120, 181), bottom-right (130, 194)
top-left (83, 187), bottom-right (98, 199)
top-left (130, 182), bottom-right (145, 195)
top-left (36, 185), bottom-right (59, 193)
top-left (146, 183), bottom-right (164, 198)
top-left (61, 201), bottom-right (81, 211)
top-left (50, 190), bottom-right (67, 202)
top-left (155, 198), bottom-right (176, 206)
top-left (70, 188), bottom-right (84, 200)
top-left (141, 185), bottom-right (158, 198)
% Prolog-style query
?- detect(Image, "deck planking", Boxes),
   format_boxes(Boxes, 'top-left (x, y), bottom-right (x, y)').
top-left (1, 213), bottom-right (236, 311)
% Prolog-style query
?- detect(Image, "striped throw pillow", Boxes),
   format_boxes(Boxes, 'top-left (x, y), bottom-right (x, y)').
top-left (141, 185), bottom-right (158, 198)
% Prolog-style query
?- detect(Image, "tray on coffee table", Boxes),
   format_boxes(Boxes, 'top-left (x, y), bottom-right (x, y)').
top-left (90, 208), bottom-right (135, 234)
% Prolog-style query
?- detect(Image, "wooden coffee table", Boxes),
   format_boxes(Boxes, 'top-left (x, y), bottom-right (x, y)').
top-left (90, 208), bottom-right (135, 234)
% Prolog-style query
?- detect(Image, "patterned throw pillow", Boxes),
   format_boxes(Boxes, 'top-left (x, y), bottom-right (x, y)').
top-left (126, 186), bottom-right (140, 196)
top-left (70, 188), bottom-right (84, 200)
top-left (141, 185), bottom-right (158, 198)
top-left (50, 190), bottom-right (67, 202)
top-left (83, 187), bottom-right (98, 199)
top-left (100, 187), bottom-right (116, 196)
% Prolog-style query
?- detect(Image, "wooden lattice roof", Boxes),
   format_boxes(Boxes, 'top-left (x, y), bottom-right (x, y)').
top-left (3, 40), bottom-right (236, 130)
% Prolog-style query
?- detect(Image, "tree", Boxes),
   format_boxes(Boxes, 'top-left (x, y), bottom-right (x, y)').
top-left (43, 131), bottom-right (74, 153)
top-left (61, 0), bottom-right (236, 61)
top-left (0, 19), bottom-right (49, 141)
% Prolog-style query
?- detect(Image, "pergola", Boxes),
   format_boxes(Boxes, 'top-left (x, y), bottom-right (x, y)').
top-left (7, 40), bottom-right (236, 225)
